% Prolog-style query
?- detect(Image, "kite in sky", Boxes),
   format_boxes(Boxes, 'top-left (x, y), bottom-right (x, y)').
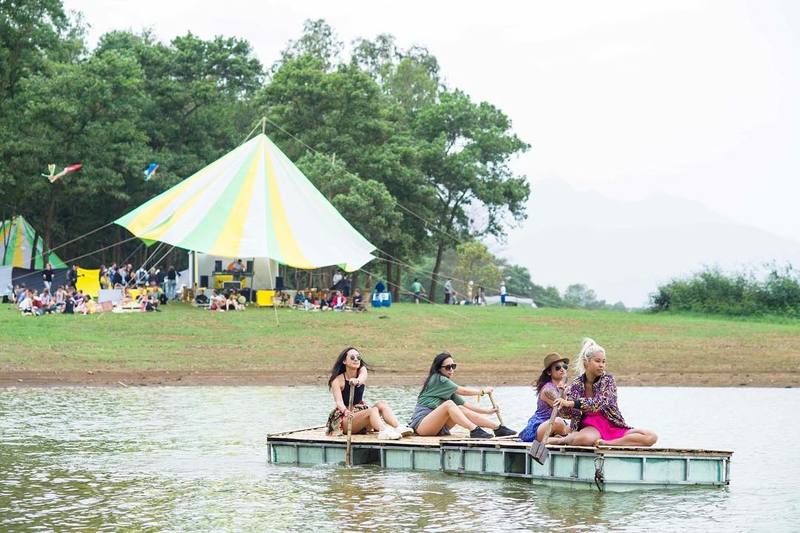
top-left (143, 163), bottom-right (159, 181)
top-left (42, 163), bottom-right (82, 183)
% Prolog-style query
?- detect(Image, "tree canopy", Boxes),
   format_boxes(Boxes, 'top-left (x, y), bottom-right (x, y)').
top-left (1, 6), bottom-right (531, 293)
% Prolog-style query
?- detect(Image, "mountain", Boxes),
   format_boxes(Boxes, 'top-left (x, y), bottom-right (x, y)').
top-left (494, 179), bottom-right (800, 307)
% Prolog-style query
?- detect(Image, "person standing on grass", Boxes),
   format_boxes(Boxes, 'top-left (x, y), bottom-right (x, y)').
top-left (548, 338), bottom-right (658, 448)
top-left (518, 353), bottom-right (572, 442)
top-left (409, 352), bottom-right (517, 438)
top-left (411, 278), bottom-right (425, 304)
top-left (165, 265), bottom-right (177, 300)
top-left (42, 262), bottom-right (54, 293)
top-left (444, 278), bottom-right (453, 305)
top-left (67, 265), bottom-right (79, 289)
top-left (325, 347), bottom-right (413, 440)
top-left (500, 281), bottom-right (507, 306)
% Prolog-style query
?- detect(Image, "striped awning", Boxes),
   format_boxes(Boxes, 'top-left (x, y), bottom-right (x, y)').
top-left (0, 216), bottom-right (66, 269)
top-left (115, 134), bottom-right (376, 271)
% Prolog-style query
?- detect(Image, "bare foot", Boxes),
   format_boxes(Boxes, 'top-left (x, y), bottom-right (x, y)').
top-left (546, 436), bottom-right (565, 445)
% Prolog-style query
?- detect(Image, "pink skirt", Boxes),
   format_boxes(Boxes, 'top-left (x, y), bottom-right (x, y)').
top-left (581, 411), bottom-right (629, 440)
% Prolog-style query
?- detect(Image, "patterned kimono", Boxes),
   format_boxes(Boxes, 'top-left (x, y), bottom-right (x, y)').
top-left (560, 373), bottom-right (630, 431)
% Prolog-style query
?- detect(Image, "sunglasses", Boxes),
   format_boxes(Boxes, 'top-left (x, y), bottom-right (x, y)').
top-left (348, 353), bottom-right (361, 361)
top-left (552, 364), bottom-right (568, 371)
top-left (442, 364), bottom-right (458, 371)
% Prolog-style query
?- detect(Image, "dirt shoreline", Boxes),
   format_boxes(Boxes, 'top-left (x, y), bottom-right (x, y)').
top-left (1, 369), bottom-right (796, 388)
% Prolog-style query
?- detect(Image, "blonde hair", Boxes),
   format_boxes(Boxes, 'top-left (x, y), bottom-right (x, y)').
top-left (576, 337), bottom-right (605, 376)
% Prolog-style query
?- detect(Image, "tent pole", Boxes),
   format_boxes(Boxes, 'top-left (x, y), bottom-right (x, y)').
top-left (192, 251), bottom-right (198, 289)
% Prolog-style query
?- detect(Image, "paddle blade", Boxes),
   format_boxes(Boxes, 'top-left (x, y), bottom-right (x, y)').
top-left (528, 440), bottom-right (549, 465)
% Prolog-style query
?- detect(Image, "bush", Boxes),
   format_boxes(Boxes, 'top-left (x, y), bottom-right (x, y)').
top-left (650, 265), bottom-right (800, 317)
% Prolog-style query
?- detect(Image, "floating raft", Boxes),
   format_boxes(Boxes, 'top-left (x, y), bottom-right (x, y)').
top-left (267, 427), bottom-right (732, 492)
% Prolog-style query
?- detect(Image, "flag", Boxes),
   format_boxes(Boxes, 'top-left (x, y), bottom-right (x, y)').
top-left (144, 163), bottom-right (159, 181)
top-left (47, 163), bottom-right (82, 183)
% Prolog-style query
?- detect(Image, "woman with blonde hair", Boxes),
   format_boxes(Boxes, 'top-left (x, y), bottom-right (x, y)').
top-left (548, 338), bottom-right (657, 447)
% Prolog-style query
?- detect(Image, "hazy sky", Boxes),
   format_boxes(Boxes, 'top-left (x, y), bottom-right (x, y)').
top-left (66, 0), bottom-right (800, 243)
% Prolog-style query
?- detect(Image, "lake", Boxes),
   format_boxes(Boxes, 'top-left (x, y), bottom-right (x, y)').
top-left (1, 386), bottom-right (797, 531)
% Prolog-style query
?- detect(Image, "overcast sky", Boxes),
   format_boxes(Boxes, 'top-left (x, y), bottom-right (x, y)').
top-left (66, 0), bottom-right (800, 247)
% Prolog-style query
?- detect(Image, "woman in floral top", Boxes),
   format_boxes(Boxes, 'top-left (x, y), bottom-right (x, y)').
top-left (548, 338), bottom-right (658, 447)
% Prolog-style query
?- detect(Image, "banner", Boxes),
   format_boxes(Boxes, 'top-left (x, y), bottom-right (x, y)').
top-left (76, 267), bottom-right (100, 297)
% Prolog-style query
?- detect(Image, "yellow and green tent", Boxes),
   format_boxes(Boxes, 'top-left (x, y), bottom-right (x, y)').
top-left (115, 133), bottom-right (375, 271)
top-left (0, 216), bottom-right (66, 269)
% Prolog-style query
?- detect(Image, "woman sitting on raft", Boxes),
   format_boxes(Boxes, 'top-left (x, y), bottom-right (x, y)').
top-left (325, 347), bottom-right (414, 440)
top-left (518, 353), bottom-right (572, 442)
top-left (409, 352), bottom-right (517, 439)
top-left (548, 338), bottom-right (658, 447)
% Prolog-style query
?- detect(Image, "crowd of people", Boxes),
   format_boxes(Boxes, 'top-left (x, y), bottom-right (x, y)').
top-left (326, 338), bottom-right (657, 447)
top-left (10, 283), bottom-right (164, 315)
top-left (7, 261), bottom-right (180, 316)
top-left (291, 288), bottom-right (365, 312)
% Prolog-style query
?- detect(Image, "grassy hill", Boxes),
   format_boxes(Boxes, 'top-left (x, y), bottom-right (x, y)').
top-left (1, 303), bottom-right (798, 387)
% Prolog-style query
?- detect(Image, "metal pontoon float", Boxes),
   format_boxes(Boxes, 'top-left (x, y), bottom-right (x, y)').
top-left (267, 427), bottom-right (732, 492)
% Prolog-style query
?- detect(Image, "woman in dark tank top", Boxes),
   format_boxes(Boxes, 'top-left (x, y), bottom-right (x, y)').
top-left (325, 346), bottom-right (413, 440)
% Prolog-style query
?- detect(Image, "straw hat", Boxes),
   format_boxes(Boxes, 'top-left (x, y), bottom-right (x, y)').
top-left (542, 352), bottom-right (569, 370)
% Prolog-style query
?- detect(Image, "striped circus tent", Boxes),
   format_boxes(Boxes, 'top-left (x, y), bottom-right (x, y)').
top-left (0, 215), bottom-right (66, 269)
top-left (115, 133), bottom-right (375, 271)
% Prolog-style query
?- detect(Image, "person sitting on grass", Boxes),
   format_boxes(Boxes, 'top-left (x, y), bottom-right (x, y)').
top-left (293, 291), bottom-right (305, 307)
top-left (54, 286), bottom-right (67, 312)
top-left (548, 338), bottom-right (658, 448)
top-left (208, 291), bottom-right (227, 311)
top-left (332, 290), bottom-right (347, 311)
top-left (77, 294), bottom-right (97, 315)
top-left (518, 353), bottom-right (572, 442)
top-left (325, 347), bottom-right (414, 440)
top-left (352, 289), bottom-right (365, 312)
top-left (319, 291), bottom-right (332, 311)
top-left (226, 291), bottom-right (244, 311)
top-left (409, 352), bottom-right (517, 439)
top-left (17, 289), bottom-right (34, 315)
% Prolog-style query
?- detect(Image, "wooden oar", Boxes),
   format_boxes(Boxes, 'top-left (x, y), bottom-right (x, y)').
top-left (528, 390), bottom-right (562, 465)
top-left (487, 391), bottom-right (504, 427)
top-left (344, 382), bottom-right (356, 467)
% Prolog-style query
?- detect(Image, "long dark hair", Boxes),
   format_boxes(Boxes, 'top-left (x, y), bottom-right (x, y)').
top-left (535, 366), bottom-right (555, 394)
top-left (327, 346), bottom-right (369, 388)
top-left (418, 352), bottom-right (453, 396)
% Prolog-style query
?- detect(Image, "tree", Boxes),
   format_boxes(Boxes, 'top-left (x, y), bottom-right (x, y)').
top-left (0, 0), bottom-right (77, 104)
top-left (415, 89), bottom-right (530, 298)
top-left (453, 241), bottom-right (502, 297)
top-left (563, 283), bottom-right (604, 309)
top-left (502, 263), bottom-right (534, 298)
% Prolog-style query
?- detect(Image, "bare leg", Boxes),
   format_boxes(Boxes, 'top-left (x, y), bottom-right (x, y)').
top-left (548, 426), bottom-right (600, 446)
top-left (458, 405), bottom-right (499, 429)
top-left (348, 407), bottom-right (385, 433)
top-left (536, 418), bottom-right (569, 442)
top-left (373, 400), bottom-right (399, 427)
top-left (599, 428), bottom-right (658, 447)
top-left (416, 400), bottom-right (477, 436)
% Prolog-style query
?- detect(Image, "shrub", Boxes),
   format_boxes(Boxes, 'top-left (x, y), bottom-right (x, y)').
top-left (650, 265), bottom-right (800, 317)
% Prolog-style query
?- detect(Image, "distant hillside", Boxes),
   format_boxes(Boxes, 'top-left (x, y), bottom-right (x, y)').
top-left (496, 179), bottom-right (800, 307)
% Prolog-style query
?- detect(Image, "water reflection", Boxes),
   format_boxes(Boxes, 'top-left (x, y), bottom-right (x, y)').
top-left (0, 386), bottom-right (798, 531)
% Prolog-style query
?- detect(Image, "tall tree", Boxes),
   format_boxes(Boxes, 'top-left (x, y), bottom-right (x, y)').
top-left (414, 89), bottom-right (530, 297)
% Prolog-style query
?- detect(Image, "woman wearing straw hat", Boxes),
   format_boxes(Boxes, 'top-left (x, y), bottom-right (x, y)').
top-left (548, 338), bottom-right (658, 447)
top-left (518, 353), bottom-right (572, 442)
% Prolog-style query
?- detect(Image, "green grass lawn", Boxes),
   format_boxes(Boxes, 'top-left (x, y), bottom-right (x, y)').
top-left (2, 302), bottom-right (799, 386)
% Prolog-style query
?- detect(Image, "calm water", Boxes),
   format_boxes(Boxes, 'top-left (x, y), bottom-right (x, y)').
top-left (1, 385), bottom-right (798, 532)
